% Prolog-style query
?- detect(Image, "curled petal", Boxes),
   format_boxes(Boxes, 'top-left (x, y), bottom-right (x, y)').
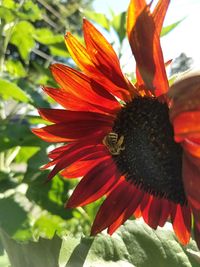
top-left (183, 154), bottom-right (200, 247)
top-left (127, 0), bottom-right (169, 96)
top-left (173, 111), bottom-right (200, 142)
top-left (169, 74), bottom-right (200, 120)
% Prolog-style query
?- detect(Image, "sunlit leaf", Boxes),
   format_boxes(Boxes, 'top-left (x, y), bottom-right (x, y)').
top-left (16, 0), bottom-right (42, 22)
top-left (59, 220), bottom-right (199, 267)
top-left (0, 231), bottom-right (61, 267)
top-left (0, 79), bottom-right (31, 103)
top-left (0, 251), bottom-right (10, 267)
top-left (2, 0), bottom-right (16, 9)
top-left (49, 43), bottom-right (70, 57)
top-left (5, 59), bottom-right (26, 78)
top-left (10, 21), bottom-right (35, 62)
top-left (33, 214), bottom-right (68, 239)
top-left (34, 28), bottom-right (63, 45)
top-left (161, 19), bottom-right (184, 37)
top-left (1, 220), bottom-right (199, 267)
top-left (0, 7), bottom-right (15, 22)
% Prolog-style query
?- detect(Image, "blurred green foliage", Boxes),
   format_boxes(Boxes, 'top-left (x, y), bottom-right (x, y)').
top-left (0, 0), bottom-right (96, 263)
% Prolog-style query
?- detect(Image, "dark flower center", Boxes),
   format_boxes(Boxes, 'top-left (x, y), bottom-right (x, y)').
top-left (112, 96), bottom-right (186, 205)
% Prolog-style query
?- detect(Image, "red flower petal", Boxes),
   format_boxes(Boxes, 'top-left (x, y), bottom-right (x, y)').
top-left (64, 32), bottom-right (132, 101)
top-left (91, 180), bottom-right (135, 235)
top-left (61, 158), bottom-right (103, 178)
top-left (47, 145), bottom-right (107, 180)
top-left (142, 196), bottom-right (162, 229)
top-left (171, 204), bottom-right (191, 245)
top-left (66, 157), bottom-right (120, 207)
top-left (64, 31), bottom-right (94, 72)
top-left (127, 0), bottom-right (169, 96)
top-left (158, 199), bottom-right (171, 227)
top-left (43, 86), bottom-right (117, 115)
top-left (83, 19), bottom-right (132, 94)
top-left (108, 187), bottom-right (144, 234)
top-left (152, 0), bottom-right (170, 36)
top-left (38, 109), bottom-right (114, 124)
top-left (32, 120), bottom-right (111, 143)
top-left (50, 64), bottom-right (121, 113)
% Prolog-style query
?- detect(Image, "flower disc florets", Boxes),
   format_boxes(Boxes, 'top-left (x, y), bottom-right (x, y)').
top-left (112, 97), bottom-right (186, 205)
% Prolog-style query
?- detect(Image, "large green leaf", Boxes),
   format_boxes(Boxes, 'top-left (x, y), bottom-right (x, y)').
top-left (1, 220), bottom-right (200, 267)
top-left (0, 79), bottom-right (31, 103)
top-left (0, 197), bottom-right (29, 238)
top-left (0, 231), bottom-right (61, 267)
top-left (59, 221), bottom-right (199, 267)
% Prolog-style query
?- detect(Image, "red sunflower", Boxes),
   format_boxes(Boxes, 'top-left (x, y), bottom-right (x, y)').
top-left (32, 0), bottom-right (200, 249)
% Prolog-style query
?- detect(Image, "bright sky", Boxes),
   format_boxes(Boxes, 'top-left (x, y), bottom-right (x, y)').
top-left (93, 0), bottom-right (200, 71)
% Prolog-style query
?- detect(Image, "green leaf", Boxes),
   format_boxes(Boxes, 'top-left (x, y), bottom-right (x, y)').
top-left (1, 220), bottom-right (199, 267)
top-left (5, 59), bottom-right (27, 78)
top-left (0, 231), bottom-right (61, 267)
top-left (16, 0), bottom-right (42, 22)
top-left (161, 19), bottom-right (184, 37)
top-left (26, 173), bottom-right (73, 220)
top-left (0, 251), bottom-right (10, 267)
top-left (49, 43), bottom-right (70, 57)
top-left (84, 10), bottom-right (110, 30)
top-left (34, 28), bottom-right (63, 45)
top-left (10, 21), bottom-right (35, 62)
top-left (0, 197), bottom-right (28, 237)
top-left (59, 220), bottom-right (199, 267)
top-left (111, 11), bottom-right (126, 44)
top-left (2, 0), bottom-right (16, 9)
top-left (0, 79), bottom-right (31, 103)
top-left (32, 214), bottom-right (68, 239)
top-left (0, 7), bottom-right (15, 22)
top-left (0, 122), bottom-right (43, 152)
